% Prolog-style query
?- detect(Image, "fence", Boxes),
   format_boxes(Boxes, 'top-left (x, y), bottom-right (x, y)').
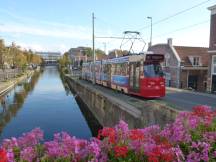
top-left (70, 69), bottom-right (81, 77)
top-left (0, 69), bottom-right (22, 82)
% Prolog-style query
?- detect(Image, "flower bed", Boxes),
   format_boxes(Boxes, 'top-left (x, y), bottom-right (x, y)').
top-left (1, 105), bottom-right (216, 162)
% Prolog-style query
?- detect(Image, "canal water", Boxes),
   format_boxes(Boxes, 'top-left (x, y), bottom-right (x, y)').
top-left (0, 67), bottom-right (99, 141)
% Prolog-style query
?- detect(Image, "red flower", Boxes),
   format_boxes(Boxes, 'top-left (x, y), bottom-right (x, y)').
top-left (192, 105), bottom-right (212, 118)
top-left (97, 127), bottom-right (116, 144)
top-left (148, 146), bottom-right (174, 162)
top-left (161, 152), bottom-right (174, 162)
top-left (129, 129), bottom-right (144, 141)
top-left (114, 145), bottom-right (128, 158)
top-left (0, 148), bottom-right (7, 162)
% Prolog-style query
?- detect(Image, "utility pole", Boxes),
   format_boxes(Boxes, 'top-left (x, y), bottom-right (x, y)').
top-left (92, 12), bottom-right (96, 84)
top-left (147, 16), bottom-right (152, 47)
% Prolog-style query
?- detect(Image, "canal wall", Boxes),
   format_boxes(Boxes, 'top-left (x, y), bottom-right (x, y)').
top-left (65, 75), bottom-right (179, 128)
top-left (0, 70), bottom-right (34, 96)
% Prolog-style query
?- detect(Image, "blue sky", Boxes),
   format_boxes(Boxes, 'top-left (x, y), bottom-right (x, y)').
top-left (0, 0), bottom-right (215, 53)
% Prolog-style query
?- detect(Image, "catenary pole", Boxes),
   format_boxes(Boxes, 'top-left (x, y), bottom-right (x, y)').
top-left (92, 13), bottom-right (96, 84)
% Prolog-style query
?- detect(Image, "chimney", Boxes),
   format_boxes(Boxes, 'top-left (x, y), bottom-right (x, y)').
top-left (167, 38), bottom-right (173, 46)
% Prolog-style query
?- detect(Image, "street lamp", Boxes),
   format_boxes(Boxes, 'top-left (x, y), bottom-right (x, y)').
top-left (147, 16), bottom-right (152, 47)
top-left (92, 12), bottom-right (96, 84)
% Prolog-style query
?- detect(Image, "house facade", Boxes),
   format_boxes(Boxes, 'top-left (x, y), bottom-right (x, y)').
top-left (148, 39), bottom-right (209, 91)
top-left (207, 5), bottom-right (216, 93)
top-left (68, 47), bottom-right (88, 68)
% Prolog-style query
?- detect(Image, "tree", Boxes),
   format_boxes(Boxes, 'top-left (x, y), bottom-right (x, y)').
top-left (0, 39), bottom-right (6, 69)
top-left (83, 47), bottom-right (93, 57)
top-left (108, 49), bottom-right (129, 58)
top-left (58, 52), bottom-right (71, 67)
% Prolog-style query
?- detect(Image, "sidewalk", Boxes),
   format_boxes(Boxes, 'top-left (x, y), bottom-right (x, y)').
top-left (166, 87), bottom-right (216, 99)
top-left (0, 71), bottom-right (34, 96)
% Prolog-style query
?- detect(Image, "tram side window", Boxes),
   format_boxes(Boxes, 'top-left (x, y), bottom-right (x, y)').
top-left (121, 63), bottom-right (128, 76)
top-left (111, 64), bottom-right (116, 75)
top-left (103, 65), bottom-right (106, 73)
top-left (115, 64), bottom-right (121, 75)
top-left (114, 63), bottom-right (128, 76)
top-left (103, 64), bottom-right (110, 74)
top-left (95, 64), bottom-right (100, 73)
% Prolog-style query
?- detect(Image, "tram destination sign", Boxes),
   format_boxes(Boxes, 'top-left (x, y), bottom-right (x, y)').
top-left (145, 54), bottom-right (164, 61)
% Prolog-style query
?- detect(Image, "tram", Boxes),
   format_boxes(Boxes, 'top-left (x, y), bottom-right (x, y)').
top-left (82, 53), bottom-right (165, 98)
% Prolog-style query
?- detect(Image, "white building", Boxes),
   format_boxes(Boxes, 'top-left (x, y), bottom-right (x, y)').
top-left (36, 52), bottom-right (61, 65)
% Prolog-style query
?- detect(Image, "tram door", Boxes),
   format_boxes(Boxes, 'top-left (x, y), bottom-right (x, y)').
top-left (129, 62), bottom-right (140, 92)
top-left (107, 64), bottom-right (112, 86)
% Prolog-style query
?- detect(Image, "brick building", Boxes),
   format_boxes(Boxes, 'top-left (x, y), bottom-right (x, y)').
top-left (68, 47), bottom-right (88, 68)
top-left (207, 5), bottom-right (216, 93)
top-left (148, 39), bottom-right (209, 91)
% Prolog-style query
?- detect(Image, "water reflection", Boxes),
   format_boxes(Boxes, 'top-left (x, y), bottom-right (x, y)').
top-left (60, 74), bottom-right (102, 137)
top-left (0, 71), bottom-right (41, 136)
top-left (0, 67), bottom-right (100, 141)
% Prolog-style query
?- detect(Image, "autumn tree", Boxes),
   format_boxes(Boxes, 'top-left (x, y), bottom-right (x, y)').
top-left (0, 39), bottom-right (6, 69)
top-left (59, 52), bottom-right (71, 67)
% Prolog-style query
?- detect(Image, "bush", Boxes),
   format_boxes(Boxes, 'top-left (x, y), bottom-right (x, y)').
top-left (64, 68), bottom-right (69, 74)
top-left (0, 105), bottom-right (216, 162)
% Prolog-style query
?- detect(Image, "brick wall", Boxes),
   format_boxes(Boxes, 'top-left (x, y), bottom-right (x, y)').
top-left (181, 70), bottom-right (207, 91)
top-left (209, 14), bottom-right (216, 50)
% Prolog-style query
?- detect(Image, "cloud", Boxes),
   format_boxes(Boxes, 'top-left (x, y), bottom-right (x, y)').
top-left (17, 42), bottom-right (47, 52)
top-left (0, 8), bottom-right (87, 29)
top-left (0, 23), bottom-right (91, 40)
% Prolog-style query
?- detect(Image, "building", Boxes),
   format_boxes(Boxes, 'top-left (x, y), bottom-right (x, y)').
top-left (36, 52), bottom-right (61, 65)
top-left (207, 5), bottom-right (216, 93)
top-left (148, 38), bottom-right (209, 91)
top-left (68, 47), bottom-right (107, 67)
top-left (68, 47), bottom-right (88, 68)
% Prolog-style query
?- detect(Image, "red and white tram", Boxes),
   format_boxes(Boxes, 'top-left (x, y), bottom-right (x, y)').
top-left (82, 53), bottom-right (165, 98)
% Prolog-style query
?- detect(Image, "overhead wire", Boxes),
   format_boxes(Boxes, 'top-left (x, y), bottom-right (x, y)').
top-left (137, 0), bottom-right (213, 31)
top-left (153, 19), bottom-right (209, 39)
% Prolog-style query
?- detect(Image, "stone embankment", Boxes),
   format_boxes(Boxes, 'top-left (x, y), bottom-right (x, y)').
top-left (0, 70), bottom-right (34, 96)
top-left (65, 75), bottom-right (179, 128)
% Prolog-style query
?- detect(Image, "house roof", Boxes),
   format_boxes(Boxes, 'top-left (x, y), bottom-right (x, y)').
top-left (208, 4), bottom-right (216, 11)
top-left (148, 44), bottom-right (169, 54)
top-left (173, 46), bottom-right (209, 66)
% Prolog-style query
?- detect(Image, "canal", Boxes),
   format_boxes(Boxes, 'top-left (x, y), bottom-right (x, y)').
top-left (0, 67), bottom-right (99, 141)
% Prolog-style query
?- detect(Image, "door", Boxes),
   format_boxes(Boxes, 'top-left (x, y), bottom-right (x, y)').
top-left (188, 75), bottom-right (198, 90)
top-left (129, 62), bottom-right (140, 92)
top-left (212, 75), bottom-right (216, 93)
top-left (107, 64), bottom-right (111, 86)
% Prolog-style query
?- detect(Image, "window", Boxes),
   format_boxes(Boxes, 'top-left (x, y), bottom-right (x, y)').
top-left (144, 63), bottom-right (163, 77)
top-left (192, 57), bottom-right (200, 66)
top-left (114, 63), bottom-right (128, 76)
top-left (164, 58), bottom-right (169, 67)
top-left (213, 56), bottom-right (216, 74)
top-left (189, 56), bottom-right (201, 66)
top-left (164, 53), bottom-right (170, 67)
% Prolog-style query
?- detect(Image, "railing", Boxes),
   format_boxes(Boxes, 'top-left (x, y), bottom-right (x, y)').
top-left (0, 69), bottom-right (23, 82)
top-left (70, 69), bottom-right (82, 77)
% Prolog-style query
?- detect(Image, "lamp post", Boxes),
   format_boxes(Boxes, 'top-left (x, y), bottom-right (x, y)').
top-left (92, 12), bottom-right (96, 84)
top-left (147, 16), bottom-right (152, 47)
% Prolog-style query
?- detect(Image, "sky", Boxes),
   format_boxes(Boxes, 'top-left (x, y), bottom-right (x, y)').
top-left (0, 0), bottom-right (215, 54)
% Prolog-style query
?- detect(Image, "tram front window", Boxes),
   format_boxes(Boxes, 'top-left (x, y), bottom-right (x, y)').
top-left (144, 63), bottom-right (163, 77)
